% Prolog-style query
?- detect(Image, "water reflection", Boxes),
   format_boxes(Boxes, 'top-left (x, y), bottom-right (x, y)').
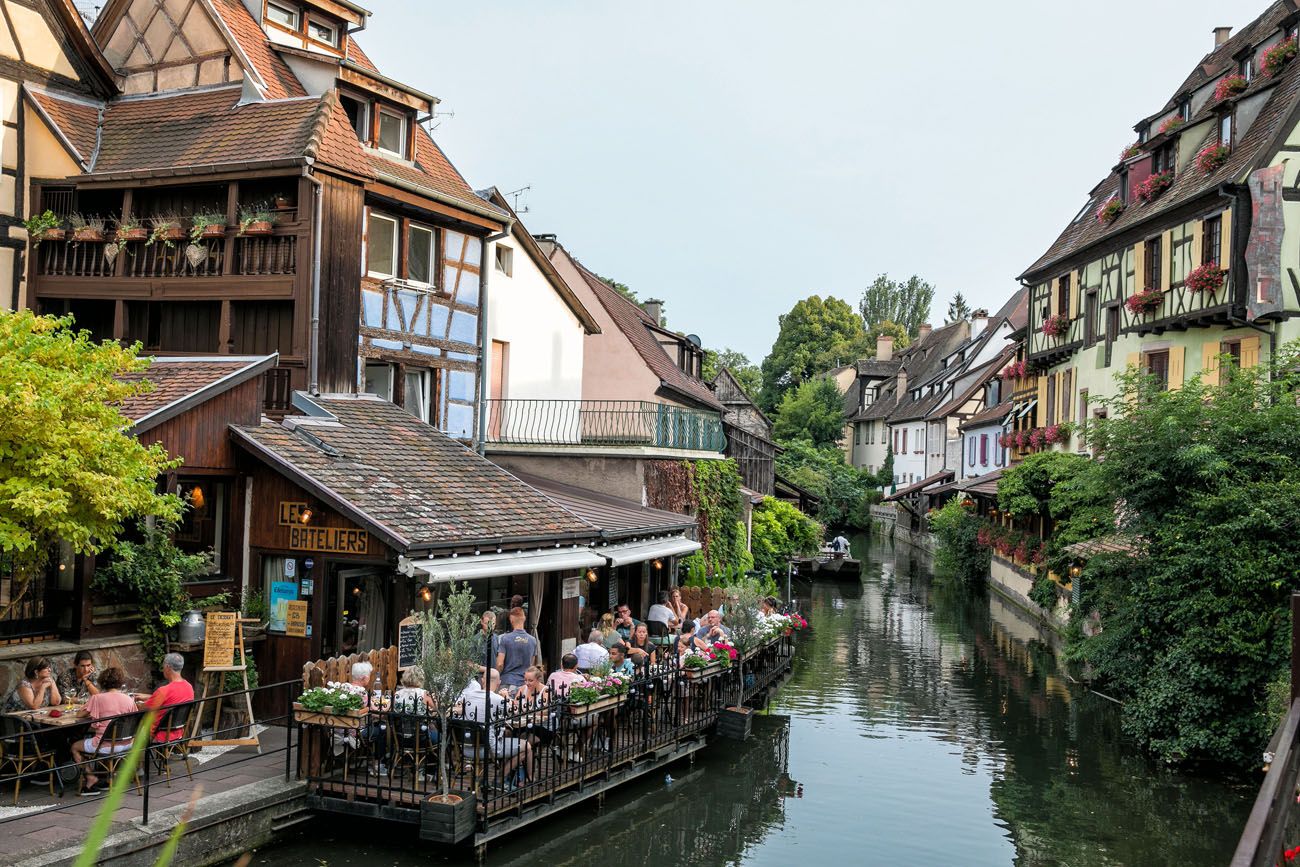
top-left (252, 536), bottom-right (1250, 866)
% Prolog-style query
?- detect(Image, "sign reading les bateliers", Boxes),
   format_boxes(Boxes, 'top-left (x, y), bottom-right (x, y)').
top-left (280, 501), bottom-right (369, 554)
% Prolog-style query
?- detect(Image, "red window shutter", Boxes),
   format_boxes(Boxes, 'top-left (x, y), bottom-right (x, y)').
top-left (980, 434), bottom-right (988, 466)
top-left (902, 429), bottom-right (908, 453)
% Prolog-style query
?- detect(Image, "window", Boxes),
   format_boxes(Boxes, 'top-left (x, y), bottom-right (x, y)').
top-left (307, 18), bottom-right (337, 45)
top-left (377, 108), bottom-right (406, 157)
top-left (404, 368), bottom-right (431, 422)
top-left (340, 93), bottom-right (369, 141)
top-left (1104, 306), bottom-right (1119, 367)
top-left (367, 212), bottom-right (398, 277)
top-left (1118, 168), bottom-right (1128, 204)
top-left (901, 429), bottom-right (907, 454)
top-left (266, 2), bottom-right (297, 29)
top-left (1146, 349), bottom-right (1170, 389)
top-left (1084, 291), bottom-right (1099, 348)
top-left (1046, 374), bottom-right (1057, 426)
top-left (1144, 236), bottom-right (1162, 289)
top-left (1240, 56), bottom-right (1254, 82)
top-left (1203, 216), bottom-right (1223, 266)
top-left (1062, 369), bottom-right (1072, 422)
top-left (968, 437), bottom-right (977, 464)
top-left (1179, 98), bottom-right (1191, 121)
top-left (980, 434), bottom-right (989, 467)
top-left (174, 478), bottom-right (228, 576)
top-left (1153, 142), bottom-right (1176, 175)
top-left (1220, 114), bottom-right (1233, 148)
top-left (1057, 274), bottom-right (1071, 318)
top-left (495, 244), bottom-right (514, 276)
top-left (408, 224), bottom-right (435, 285)
top-left (1223, 339), bottom-right (1243, 368)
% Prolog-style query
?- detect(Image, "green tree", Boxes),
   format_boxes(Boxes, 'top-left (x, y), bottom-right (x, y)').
top-left (703, 347), bottom-right (762, 398)
top-left (865, 319), bottom-right (911, 352)
top-left (749, 497), bottom-right (822, 575)
top-left (945, 292), bottom-right (972, 324)
top-left (773, 377), bottom-right (845, 448)
top-left (418, 583), bottom-right (480, 798)
top-left (775, 439), bottom-right (877, 531)
top-left (0, 310), bottom-right (180, 619)
top-left (858, 274), bottom-right (935, 338)
top-left (929, 498), bottom-right (989, 588)
top-left (875, 446), bottom-right (895, 490)
top-left (596, 272), bottom-right (638, 304)
top-left (759, 295), bottom-right (870, 411)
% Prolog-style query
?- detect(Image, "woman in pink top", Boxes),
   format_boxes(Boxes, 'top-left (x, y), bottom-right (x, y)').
top-left (71, 667), bottom-right (137, 793)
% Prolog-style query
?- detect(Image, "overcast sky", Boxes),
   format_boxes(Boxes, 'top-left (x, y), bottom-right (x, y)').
top-left (363, 0), bottom-right (1253, 362)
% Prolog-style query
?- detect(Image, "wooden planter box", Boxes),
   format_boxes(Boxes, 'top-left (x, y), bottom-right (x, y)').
top-left (293, 703), bottom-right (366, 726)
top-left (567, 694), bottom-right (624, 716)
top-left (717, 706), bottom-right (754, 740)
top-left (241, 220), bottom-right (273, 236)
top-left (683, 662), bottom-right (724, 680)
top-left (36, 228), bottom-right (65, 241)
top-left (114, 227), bottom-right (148, 242)
top-left (419, 791), bottom-right (476, 843)
top-left (199, 224), bottom-right (226, 239)
top-left (73, 228), bottom-right (104, 242)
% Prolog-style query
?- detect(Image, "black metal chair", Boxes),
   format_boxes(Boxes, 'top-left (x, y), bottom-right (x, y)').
top-left (388, 709), bottom-right (435, 781)
top-left (88, 711), bottom-right (145, 794)
top-left (0, 715), bottom-right (61, 803)
top-left (149, 703), bottom-right (194, 786)
top-left (446, 717), bottom-right (493, 795)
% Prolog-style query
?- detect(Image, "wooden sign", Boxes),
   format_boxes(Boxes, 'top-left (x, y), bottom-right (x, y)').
top-left (279, 501), bottom-right (310, 525)
top-left (287, 525), bottom-right (369, 554)
top-left (203, 612), bottom-right (237, 669)
top-left (285, 601), bottom-right (308, 637)
top-left (397, 615), bottom-right (422, 670)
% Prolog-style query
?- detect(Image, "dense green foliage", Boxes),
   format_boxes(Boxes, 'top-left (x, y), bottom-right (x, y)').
top-left (679, 459), bottom-right (754, 583)
top-left (858, 273), bottom-right (935, 338)
top-left (865, 319), bottom-right (911, 352)
top-left (702, 347), bottom-right (762, 398)
top-left (759, 295), bottom-right (870, 411)
top-left (945, 292), bottom-right (972, 324)
top-left (929, 498), bottom-right (989, 588)
top-left (775, 439), bottom-right (877, 531)
top-left (92, 517), bottom-right (209, 665)
top-left (749, 496), bottom-right (821, 575)
top-left (0, 310), bottom-right (181, 618)
top-left (772, 377), bottom-right (845, 448)
top-left (996, 451), bottom-right (1109, 573)
top-left (1062, 355), bottom-right (1300, 767)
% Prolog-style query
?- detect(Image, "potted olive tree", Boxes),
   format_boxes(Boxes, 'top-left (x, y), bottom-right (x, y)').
top-left (417, 583), bottom-right (480, 843)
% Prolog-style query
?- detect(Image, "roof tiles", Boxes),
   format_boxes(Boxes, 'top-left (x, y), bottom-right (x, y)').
top-left (28, 89), bottom-right (100, 166)
top-left (207, 0), bottom-right (306, 100)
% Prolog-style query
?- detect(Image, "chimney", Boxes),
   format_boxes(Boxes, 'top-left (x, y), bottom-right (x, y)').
top-left (969, 308), bottom-right (989, 341)
top-left (917, 322), bottom-right (933, 343)
top-left (895, 369), bottom-right (908, 398)
top-left (642, 298), bottom-right (663, 325)
top-left (1214, 26), bottom-right (1232, 47)
top-left (876, 334), bottom-right (894, 362)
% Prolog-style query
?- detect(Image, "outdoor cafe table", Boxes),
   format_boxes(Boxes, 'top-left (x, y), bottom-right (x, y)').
top-left (3, 705), bottom-right (88, 728)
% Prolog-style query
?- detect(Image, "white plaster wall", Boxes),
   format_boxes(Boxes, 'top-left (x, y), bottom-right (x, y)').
top-left (961, 422), bottom-right (1007, 480)
top-left (889, 421), bottom-right (928, 486)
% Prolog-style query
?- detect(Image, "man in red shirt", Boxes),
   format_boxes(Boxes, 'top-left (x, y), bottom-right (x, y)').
top-left (139, 652), bottom-right (195, 742)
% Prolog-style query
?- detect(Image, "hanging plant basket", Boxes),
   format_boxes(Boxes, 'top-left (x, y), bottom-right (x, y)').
top-left (1185, 262), bottom-right (1226, 293)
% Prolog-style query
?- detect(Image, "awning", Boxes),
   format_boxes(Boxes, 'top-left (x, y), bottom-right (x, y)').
top-left (399, 547), bottom-right (605, 583)
top-left (1015, 399), bottom-right (1037, 419)
top-left (883, 470), bottom-right (954, 502)
top-left (959, 467), bottom-right (1004, 496)
top-left (598, 536), bottom-right (701, 567)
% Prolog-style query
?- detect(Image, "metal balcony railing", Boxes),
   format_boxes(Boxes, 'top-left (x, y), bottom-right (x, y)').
top-left (484, 398), bottom-right (726, 452)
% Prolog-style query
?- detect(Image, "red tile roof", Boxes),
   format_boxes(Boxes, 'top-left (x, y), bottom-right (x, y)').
top-left (207, 0), bottom-right (306, 100)
top-left (308, 92), bottom-right (373, 179)
top-left (27, 89), bottom-right (100, 167)
top-left (116, 356), bottom-right (274, 431)
top-left (344, 36), bottom-right (380, 74)
top-left (232, 395), bottom-right (599, 552)
top-left (368, 125), bottom-right (500, 219)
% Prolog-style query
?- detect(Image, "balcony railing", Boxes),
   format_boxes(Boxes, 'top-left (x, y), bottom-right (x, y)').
top-left (34, 233), bottom-right (295, 279)
top-left (484, 398), bottom-right (726, 453)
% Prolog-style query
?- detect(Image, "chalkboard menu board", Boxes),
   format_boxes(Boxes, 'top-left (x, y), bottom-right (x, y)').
top-left (397, 616), bottom-right (421, 669)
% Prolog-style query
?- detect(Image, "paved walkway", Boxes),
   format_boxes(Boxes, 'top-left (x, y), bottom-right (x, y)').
top-left (2, 725), bottom-right (290, 861)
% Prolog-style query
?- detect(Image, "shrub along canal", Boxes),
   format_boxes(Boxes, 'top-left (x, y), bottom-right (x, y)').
top-left (248, 536), bottom-right (1251, 865)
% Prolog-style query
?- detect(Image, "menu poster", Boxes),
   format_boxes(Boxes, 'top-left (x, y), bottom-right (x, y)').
top-left (203, 611), bottom-right (237, 669)
top-left (397, 615), bottom-right (421, 669)
top-left (268, 580), bottom-right (297, 632)
top-left (285, 601), bottom-right (308, 637)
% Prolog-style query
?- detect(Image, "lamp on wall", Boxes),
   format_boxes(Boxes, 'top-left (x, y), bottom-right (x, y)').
top-left (652, 559), bottom-right (663, 571)
top-left (585, 568), bottom-right (598, 583)
top-left (1069, 564), bottom-right (1082, 579)
top-left (419, 586), bottom-right (432, 603)
top-left (189, 485), bottom-right (206, 510)
top-left (299, 507), bottom-right (314, 524)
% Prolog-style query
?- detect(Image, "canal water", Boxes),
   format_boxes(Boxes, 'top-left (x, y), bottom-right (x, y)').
top-left (251, 536), bottom-right (1251, 866)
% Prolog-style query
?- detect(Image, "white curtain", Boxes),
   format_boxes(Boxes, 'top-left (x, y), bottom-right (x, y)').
top-left (529, 573), bottom-right (544, 639)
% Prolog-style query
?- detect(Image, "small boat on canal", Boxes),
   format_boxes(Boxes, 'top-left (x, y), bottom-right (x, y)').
top-left (792, 548), bottom-right (862, 581)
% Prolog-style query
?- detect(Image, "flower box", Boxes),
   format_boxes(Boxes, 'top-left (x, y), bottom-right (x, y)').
top-left (293, 703), bottom-right (366, 726)
top-left (200, 223), bottom-right (226, 239)
top-left (1096, 196), bottom-right (1125, 225)
top-left (683, 661), bottom-right (724, 680)
top-left (72, 227), bottom-right (104, 242)
top-left (114, 227), bottom-right (148, 242)
top-left (241, 220), bottom-right (274, 236)
top-left (419, 791), bottom-right (476, 844)
top-left (1134, 171), bottom-right (1173, 204)
top-left (1263, 38), bottom-right (1297, 78)
top-left (567, 694), bottom-right (624, 716)
top-left (1185, 262), bottom-right (1226, 293)
top-left (1214, 74), bottom-right (1248, 102)
top-left (1126, 288), bottom-right (1164, 315)
top-left (35, 228), bottom-right (65, 241)
top-left (1196, 144), bottom-right (1229, 175)
top-left (1040, 314), bottom-right (1069, 338)
top-left (1157, 116), bottom-right (1185, 135)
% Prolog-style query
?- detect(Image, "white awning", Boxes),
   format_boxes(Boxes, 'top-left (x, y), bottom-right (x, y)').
top-left (399, 547), bottom-right (605, 583)
top-left (597, 536), bottom-right (701, 567)
top-left (1016, 399), bottom-right (1038, 419)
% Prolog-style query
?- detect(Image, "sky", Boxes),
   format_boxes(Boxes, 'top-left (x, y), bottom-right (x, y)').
top-left (360, 0), bottom-right (1258, 363)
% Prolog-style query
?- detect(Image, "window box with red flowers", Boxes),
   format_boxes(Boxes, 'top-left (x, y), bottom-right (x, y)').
top-left (1096, 195), bottom-right (1125, 225)
top-left (1185, 262), bottom-right (1226, 293)
top-left (1213, 74), bottom-right (1248, 102)
top-left (1196, 143), bottom-right (1229, 174)
top-left (1157, 116), bottom-right (1186, 135)
top-left (1040, 314), bottom-right (1069, 338)
top-left (1126, 288), bottom-right (1164, 315)
top-left (1263, 38), bottom-right (1297, 78)
top-left (1120, 142), bottom-right (1140, 161)
top-left (1134, 171), bottom-right (1174, 204)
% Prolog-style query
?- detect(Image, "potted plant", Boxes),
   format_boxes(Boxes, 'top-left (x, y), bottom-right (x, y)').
top-left (272, 192), bottom-right (293, 209)
top-left (1134, 171), bottom-right (1174, 204)
top-left (1041, 314), bottom-right (1069, 338)
top-left (1157, 115), bottom-right (1186, 135)
top-left (113, 213), bottom-right (148, 247)
top-left (1096, 195), bottom-right (1124, 225)
top-left (238, 204), bottom-right (276, 236)
top-left (1196, 143), bottom-right (1230, 174)
top-left (1119, 142), bottom-right (1140, 161)
top-left (1263, 38), bottom-right (1297, 78)
top-left (1214, 74), bottom-right (1248, 101)
top-left (416, 583), bottom-right (479, 843)
top-left (146, 214), bottom-right (185, 248)
top-left (190, 211), bottom-right (227, 242)
top-left (1186, 262), bottom-right (1226, 293)
top-left (681, 649), bottom-right (722, 679)
top-left (1126, 287), bottom-right (1164, 315)
top-left (69, 214), bottom-right (105, 243)
top-left (242, 590), bottom-right (270, 636)
top-left (24, 210), bottom-right (63, 245)
top-left (293, 679), bottom-right (365, 725)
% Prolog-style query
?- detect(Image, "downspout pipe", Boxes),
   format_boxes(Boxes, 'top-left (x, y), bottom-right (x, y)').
top-left (476, 225), bottom-right (511, 455)
top-left (307, 170), bottom-right (324, 395)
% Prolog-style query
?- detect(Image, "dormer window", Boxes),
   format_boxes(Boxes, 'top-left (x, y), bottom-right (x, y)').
top-left (377, 107), bottom-right (408, 158)
top-left (1240, 56), bottom-right (1254, 81)
top-left (1220, 113), bottom-right (1233, 147)
top-left (340, 93), bottom-right (369, 141)
top-left (266, 2), bottom-right (297, 28)
top-left (1179, 98), bottom-right (1190, 120)
top-left (1153, 141), bottom-right (1176, 175)
top-left (308, 18), bottom-right (338, 46)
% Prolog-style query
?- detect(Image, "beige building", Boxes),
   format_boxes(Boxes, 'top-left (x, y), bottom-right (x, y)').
top-left (2, 0), bottom-right (115, 309)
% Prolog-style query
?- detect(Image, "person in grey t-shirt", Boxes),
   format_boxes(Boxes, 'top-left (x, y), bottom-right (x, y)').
top-left (494, 606), bottom-right (539, 688)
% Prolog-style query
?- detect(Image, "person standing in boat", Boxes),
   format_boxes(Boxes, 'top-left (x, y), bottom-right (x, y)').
top-left (830, 533), bottom-right (850, 554)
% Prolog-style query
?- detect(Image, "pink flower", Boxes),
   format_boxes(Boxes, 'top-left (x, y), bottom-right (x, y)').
top-left (1213, 74), bottom-right (1248, 101)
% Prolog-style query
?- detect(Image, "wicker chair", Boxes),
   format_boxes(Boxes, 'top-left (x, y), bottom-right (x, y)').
top-left (149, 702), bottom-right (194, 786)
top-left (0, 715), bottom-right (61, 803)
top-left (87, 711), bottom-right (145, 794)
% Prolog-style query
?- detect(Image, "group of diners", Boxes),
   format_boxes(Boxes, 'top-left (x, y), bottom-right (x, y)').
top-left (2, 651), bottom-right (195, 796)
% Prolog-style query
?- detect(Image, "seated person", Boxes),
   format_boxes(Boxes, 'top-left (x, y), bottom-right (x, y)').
top-left (574, 630), bottom-right (610, 672)
top-left (759, 596), bottom-right (783, 624)
top-left (598, 613), bottom-right (626, 650)
top-left (139, 653), bottom-right (194, 742)
top-left (350, 661), bottom-right (374, 695)
top-left (71, 666), bottom-right (137, 793)
top-left (60, 651), bottom-right (101, 699)
top-left (546, 654), bottom-right (585, 695)
top-left (613, 604), bottom-right (643, 641)
top-left (5, 656), bottom-right (62, 712)
top-left (674, 621), bottom-right (710, 658)
top-left (646, 591), bottom-right (679, 630)
top-left (625, 622), bottom-right (657, 669)
top-left (608, 645), bottom-right (635, 678)
top-left (458, 669), bottom-right (532, 787)
top-left (394, 666), bottom-right (436, 715)
top-left (695, 610), bottom-right (733, 643)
